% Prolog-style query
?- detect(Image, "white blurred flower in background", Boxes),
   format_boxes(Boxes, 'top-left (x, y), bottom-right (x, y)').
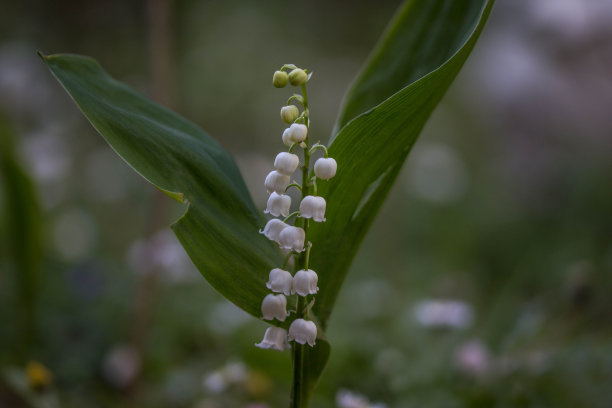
top-left (101, 343), bottom-right (141, 389)
top-left (127, 230), bottom-right (196, 282)
top-left (413, 299), bottom-right (474, 329)
top-left (202, 361), bottom-right (247, 395)
top-left (454, 339), bottom-right (491, 378)
top-left (336, 389), bottom-right (386, 408)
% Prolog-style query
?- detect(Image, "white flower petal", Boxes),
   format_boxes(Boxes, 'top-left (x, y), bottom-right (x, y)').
top-left (288, 318), bottom-right (317, 346)
top-left (279, 226), bottom-right (305, 252)
top-left (265, 192), bottom-right (291, 217)
top-left (255, 327), bottom-right (290, 351)
top-left (274, 152), bottom-right (300, 176)
top-left (261, 294), bottom-right (288, 322)
top-left (299, 195), bottom-right (326, 222)
top-left (260, 219), bottom-right (288, 243)
top-left (266, 268), bottom-right (293, 296)
top-left (292, 269), bottom-right (319, 296)
top-left (265, 170), bottom-right (290, 194)
top-left (314, 157), bottom-right (337, 180)
top-left (288, 123), bottom-right (308, 143)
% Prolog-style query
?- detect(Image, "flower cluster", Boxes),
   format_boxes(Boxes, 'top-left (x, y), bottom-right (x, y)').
top-left (256, 64), bottom-right (337, 352)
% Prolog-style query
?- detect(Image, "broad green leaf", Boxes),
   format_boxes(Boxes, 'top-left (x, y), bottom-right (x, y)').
top-left (310, 0), bottom-right (495, 328)
top-left (41, 53), bottom-right (283, 318)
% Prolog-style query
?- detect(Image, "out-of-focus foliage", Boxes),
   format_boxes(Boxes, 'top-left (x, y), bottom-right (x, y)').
top-left (0, 117), bottom-right (42, 360)
top-left (1, 0), bottom-right (612, 407)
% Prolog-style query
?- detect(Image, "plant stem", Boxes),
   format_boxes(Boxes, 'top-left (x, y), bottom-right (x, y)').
top-left (290, 83), bottom-right (311, 408)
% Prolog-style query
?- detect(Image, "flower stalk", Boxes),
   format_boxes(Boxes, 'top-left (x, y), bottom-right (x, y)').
top-left (256, 64), bottom-right (337, 408)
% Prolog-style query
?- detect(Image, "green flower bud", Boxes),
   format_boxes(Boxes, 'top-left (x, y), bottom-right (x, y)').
top-left (280, 105), bottom-right (299, 123)
top-left (273, 70), bottom-right (288, 88)
top-left (288, 68), bottom-right (308, 86)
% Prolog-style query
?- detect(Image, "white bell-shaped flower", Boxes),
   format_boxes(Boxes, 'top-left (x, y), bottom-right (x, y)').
top-left (261, 294), bottom-right (288, 322)
top-left (266, 268), bottom-right (293, 296)
top-left (288, 123), bottom-right (308, 143)
top-left (255, 327), bottom-right (290, 351)
top-left (282, 128), bottom-right (293, 147)
top-left (314, 157), bottom-right (337, 180)
top-left (292, 269), bottom-right (319, 296)
top-left (274, 152), bottom-right (299, 176)
top-left (265, 192), bottom-right (291, 217)
top-left (288, 318), bottom-right (317, 346)
top-left (279, 226), bottom-right (306, 252)
top-left (299, 195), bottom-right (326, 222)
top-left (265, 170), bottom-right (290, 194)
top-left (260, 219), bottom-right (288, 243)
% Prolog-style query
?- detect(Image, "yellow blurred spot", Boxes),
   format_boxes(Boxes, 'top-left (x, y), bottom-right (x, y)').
top-left (26, 361), bottom-right (53, 391)
top-left (244, 369), bottom-right (271, 398)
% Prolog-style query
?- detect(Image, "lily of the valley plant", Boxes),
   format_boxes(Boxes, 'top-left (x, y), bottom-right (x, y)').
top-left (41, 1), bottom-right (494, 406)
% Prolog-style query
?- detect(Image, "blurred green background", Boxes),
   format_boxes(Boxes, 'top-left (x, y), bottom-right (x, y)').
top-left (1, 0), bottom-right (612, 407)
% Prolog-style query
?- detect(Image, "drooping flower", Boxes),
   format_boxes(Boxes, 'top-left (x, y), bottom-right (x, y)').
top-left (279, 225), bottom-right (305, 252)
top-left (260, 219), bottom-right (288, 243)
top-left (288, 318), bottom-right (317, 346)
top-left (299, 195), bottom-right (326, 222)
top-left (261, 294), bottom-right (288, 322)
top-left (274, 152), bottom-right (300, 176)
top-left (314, 157), bottom-right (337, 180)
top-left (292, 269), bottom-right (319, 296)
top-left (265, 192), bottom-right (291, 217)
top-left (265, 170), bottom-right (290, 194)
top-left (255, 327), bottom-right (290, 351)
top-left (266, 268), bottom-right (293, 296)
top-left (282, 128), bottom-right (293, 147)
top-left (287, 123), bottom-right (308, 144)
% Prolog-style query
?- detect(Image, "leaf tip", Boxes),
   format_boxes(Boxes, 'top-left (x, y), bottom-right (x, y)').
top-left (156, 186), bottom-right (185, 204)
top-left (36, 50), bottom-right (48, 61)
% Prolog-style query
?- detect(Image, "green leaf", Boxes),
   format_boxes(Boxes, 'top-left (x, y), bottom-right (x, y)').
top-left (40, 52), bottom-right (283, 318)
top-left (310, 0), bottom-right (495, 328)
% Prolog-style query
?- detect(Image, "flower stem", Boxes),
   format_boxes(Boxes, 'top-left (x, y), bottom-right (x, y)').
top-left (290, 82), bottom-right (311, 408)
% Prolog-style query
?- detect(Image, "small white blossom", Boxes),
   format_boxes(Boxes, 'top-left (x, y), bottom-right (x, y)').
top-left (261, 294), bottom-right (288, 321)
top-left (287, 123), bottom-right (308, 143)
top-left (255, 327), bottom-right (290, 351)
top-left (299, 195), bottom-right (326, 222)
top-left (266, 268), bottom-right (293, 296)
top-left (279, 225), bottom-right (306, 252)
top-left (274, 152), bottom-right (300, 176)
top-left (288, 318), bottom-right (317, 346)
top-left (292, 269), bottom-right (319, 296)
top-left (264, 192), bottom-right (291, 217)
top-left (314, 157), bottom-right (337, 180)
top-left (265, 170), bottom-right (290, 194)
top-left (282, 128), bottom-right (293, 147)
top-left (260, 219), bottom-right (288, 243)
